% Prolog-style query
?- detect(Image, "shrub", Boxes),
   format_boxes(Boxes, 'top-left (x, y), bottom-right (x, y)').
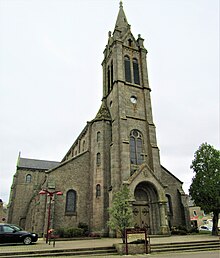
top-left (55, 227), bottom-right (84, 238)
top-left (171, 226), bottom-right (187, 235)
top-left (64, 228), bottom-right (72, 238)
top-left (88, 232), bottom-right (101, 237)
top-left (69, 227), bottom-right (83, 237)
top-left (188, 226), bottom-right (199, 234)
top-left (71, 228), bottom-right (84, 237)
top-left (54, 228), bottom-right (65, 237)
top-left (78, 222), bottom-right (89, 236)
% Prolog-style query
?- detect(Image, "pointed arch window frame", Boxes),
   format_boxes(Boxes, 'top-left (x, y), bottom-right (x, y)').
top-left (133, 58), bottom-right (140, 85)
top-left (107, 65), bottom-right (111, 93)
top-left (124, 55), bottom-right (132, 83)
top-left (166, 194), bottom-right (173, 216)
top-left (107, 60), bottom-right (114, 94)
top-left (130, 129), bottom-right (144, 165)
top-left (111, 60), bottom-right (114, 90)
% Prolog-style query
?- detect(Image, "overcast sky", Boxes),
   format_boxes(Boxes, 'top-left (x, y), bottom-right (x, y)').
top-left (0, 0), bottom-right (219, 204)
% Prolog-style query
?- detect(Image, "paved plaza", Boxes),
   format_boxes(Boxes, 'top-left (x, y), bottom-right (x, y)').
top-left (0, 234), bottom-right (219, 257)
top-left (26, 250), bottom-right (220, 258)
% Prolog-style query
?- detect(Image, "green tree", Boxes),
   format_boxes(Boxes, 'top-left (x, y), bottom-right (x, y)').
top-left (108, 185), bottom-right (133, 243)
top-left (189, 143), bottom-right (220, 235)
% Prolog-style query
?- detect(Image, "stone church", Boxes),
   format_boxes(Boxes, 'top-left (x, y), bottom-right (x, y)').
top-left (8, 2), bottom-right (190, 236)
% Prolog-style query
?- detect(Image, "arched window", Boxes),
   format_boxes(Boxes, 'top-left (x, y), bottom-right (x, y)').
top-left (166, 194), bottom-right (173, 215)
top-left (97, 131), bottom-right (101, 142)
top-left (130, 130), bottom-right (143, 165)
top-left (111, 61), bottom-right (113, 90)
top-left (66, 190), bottom-right (76, 213)
top-left (133, 58), bottom-right (140, 85)
top-left (25, 174), bottom-right (32, 183)
top-left (107, 65), bottom-right (111, 93)
top-left (124, 55), bottom-right (131, 83)
top-left (82, 140), bottom-right (86, 151)
top-left (96, 184), bottom-right (101, 197)
top-left (96, 153), bottom-right (101, 165)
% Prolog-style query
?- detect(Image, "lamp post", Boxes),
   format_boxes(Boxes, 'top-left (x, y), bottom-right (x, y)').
top-left (39, 189), bottom-right (63, 243)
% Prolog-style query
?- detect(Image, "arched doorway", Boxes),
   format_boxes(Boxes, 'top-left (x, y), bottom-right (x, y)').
top-left (133, 181), bottom-right (160, 234)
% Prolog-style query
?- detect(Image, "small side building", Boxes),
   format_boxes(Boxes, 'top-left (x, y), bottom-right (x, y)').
top-left (188, 198), bottom-right (213, 228)
top-left (7, 156), bottom-right (59, 232)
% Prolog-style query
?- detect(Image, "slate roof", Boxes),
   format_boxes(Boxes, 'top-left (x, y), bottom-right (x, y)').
top-left (17, 157), bottom-right (60, 170)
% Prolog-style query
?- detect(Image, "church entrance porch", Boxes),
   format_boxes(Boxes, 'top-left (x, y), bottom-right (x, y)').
top-left (132, 181), bottom-right (168, 235)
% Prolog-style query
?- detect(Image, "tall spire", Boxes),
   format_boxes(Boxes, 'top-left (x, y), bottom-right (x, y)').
top-left (114, 1), bottom-right (129, 32)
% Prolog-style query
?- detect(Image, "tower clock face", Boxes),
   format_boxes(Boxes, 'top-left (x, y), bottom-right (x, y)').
top-left (130, 96), bottom-right (137, 104)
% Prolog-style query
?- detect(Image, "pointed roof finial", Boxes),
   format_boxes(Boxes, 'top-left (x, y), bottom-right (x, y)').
top-left (119, 1), bottom-right (123, 8)
top-left (115, 1), bottom-right (129, 31)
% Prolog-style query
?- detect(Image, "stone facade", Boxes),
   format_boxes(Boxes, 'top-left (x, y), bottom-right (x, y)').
top-left (7, 3), bottom-right (190, 236)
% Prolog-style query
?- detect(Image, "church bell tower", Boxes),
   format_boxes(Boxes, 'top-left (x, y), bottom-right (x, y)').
top-left (102, 2), bottom-right (162, 191)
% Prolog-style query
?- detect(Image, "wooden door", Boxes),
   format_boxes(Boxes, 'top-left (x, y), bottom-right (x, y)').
top-left (133, 205), bottom-right (150, 231)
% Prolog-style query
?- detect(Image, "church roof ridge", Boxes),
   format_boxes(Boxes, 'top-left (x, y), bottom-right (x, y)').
top-left (61, 123), bottom-right (89, 162)
top-left (161, 165), bottom-right (183, 184)
top-left (18, 157), bottom-right (60, 170)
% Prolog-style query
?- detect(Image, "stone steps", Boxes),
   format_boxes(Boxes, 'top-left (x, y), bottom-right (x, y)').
top-left (0, 246), bottom-right (118, 258)
top-left (0, 240), bottom-right (219, 257)
top-left (150, 240), bottom-right (220, 253)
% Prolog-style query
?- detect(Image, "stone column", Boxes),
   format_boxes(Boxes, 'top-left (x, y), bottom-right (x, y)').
top-left (159, 201), bottom-right (170, 235)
